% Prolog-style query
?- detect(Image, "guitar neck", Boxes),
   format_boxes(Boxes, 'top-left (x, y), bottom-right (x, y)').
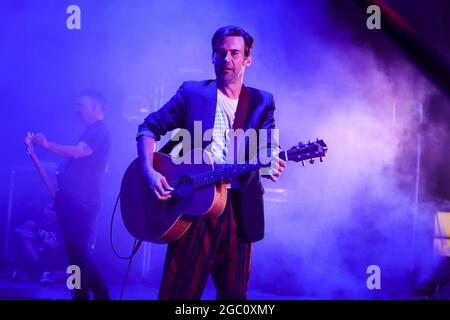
top-left (28, 150), bottom-right (56, 199)
top-left (191, 151), bottom-right (288, 189)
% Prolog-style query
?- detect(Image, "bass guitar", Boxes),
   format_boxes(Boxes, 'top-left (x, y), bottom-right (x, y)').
top-left (25, 132), bottom-right (56, 199)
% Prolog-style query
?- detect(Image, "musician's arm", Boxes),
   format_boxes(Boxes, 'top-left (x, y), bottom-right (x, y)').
top-left (32, 133), bottom-right (93, 159)
top-left (259, 95), bottom-right (286, 182)
top-left (136, 83), bottom-right (187, 152)
top-left (135, 82), bottom-right (188, 199)
top-left (136, 82), bottom-right (187, 142)
top-left (45, 141), bottom-right (93, 159)
top-left (137, 135), bottom-right (157, 176)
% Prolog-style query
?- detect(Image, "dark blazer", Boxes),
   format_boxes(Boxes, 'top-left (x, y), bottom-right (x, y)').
top-left (137, 80), bottom-right (276, 242)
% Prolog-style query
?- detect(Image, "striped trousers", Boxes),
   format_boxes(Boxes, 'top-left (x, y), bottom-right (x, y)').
top-left (158, 190), bottom-right (252, 300)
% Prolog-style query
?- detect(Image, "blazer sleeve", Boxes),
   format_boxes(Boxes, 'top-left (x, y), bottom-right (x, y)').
top-left (136, 82), bottom-right (187, 141)
top-left (259, 94), bottom-right (278, 156)
top-left (260, 94), bottom-right (275, 130)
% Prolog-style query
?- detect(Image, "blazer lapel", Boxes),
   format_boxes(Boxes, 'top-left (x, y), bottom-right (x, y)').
top-left (199, 81), bottom-right (256, 153)
top-left (200, 80), bottom-right (218, 133)
top-left (242, 85), bottom-right (257, 130)
top-left (233, 85), bottom-right (249, 131)
top-left (201, 81), bottom-right (254, 131)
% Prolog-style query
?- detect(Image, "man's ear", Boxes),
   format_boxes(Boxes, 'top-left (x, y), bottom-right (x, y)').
top-left (244, 55), bottom-right (252, 67)
top-left (93, 102), bottom-right (103, 113)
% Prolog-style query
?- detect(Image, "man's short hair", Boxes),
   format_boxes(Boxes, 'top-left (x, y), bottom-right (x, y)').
top-left (211, 25), bottom-right (254, 57)
top-left (80, 90), bottom-right (107, 112)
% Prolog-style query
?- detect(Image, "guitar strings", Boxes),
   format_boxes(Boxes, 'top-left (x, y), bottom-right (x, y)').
top-left (160, 143), bottom-right (322, 188)
top-left (167, 166), bottom-right (243, 187)
top-left (166, 163), bottom-right (264, 187)
top-left (164, 148), bottom-right (320, 187)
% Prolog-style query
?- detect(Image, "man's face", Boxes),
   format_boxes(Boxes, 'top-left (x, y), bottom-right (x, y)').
top-left (76, 95), bottom-right (97, 124)
top-left (213, 36), bottom-right (251, 84)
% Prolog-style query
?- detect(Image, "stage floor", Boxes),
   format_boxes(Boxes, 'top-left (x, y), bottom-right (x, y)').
top-left (0, 277), bottom-right (307, 300)
top-left (0, 271), bottom-right (446, 300)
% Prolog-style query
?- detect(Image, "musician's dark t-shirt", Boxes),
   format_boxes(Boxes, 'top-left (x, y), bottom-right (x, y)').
top-left (57, 120), bottom-right (110, 203)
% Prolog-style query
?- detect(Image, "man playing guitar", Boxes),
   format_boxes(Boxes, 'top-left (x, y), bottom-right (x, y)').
top-left (136, 26), bottom-right (286, 300)
top-left (28, 91), bottom-right (110, 300)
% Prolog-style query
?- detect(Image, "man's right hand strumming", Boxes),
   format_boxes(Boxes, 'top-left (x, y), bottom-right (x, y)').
top-left (138, 135), bottom-right (174, 201)
top-left (143, 168), bottom-right (174, 201)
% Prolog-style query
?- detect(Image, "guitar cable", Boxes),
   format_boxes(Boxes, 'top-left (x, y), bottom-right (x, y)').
top-left (109, 193), bottom-right (143, 300)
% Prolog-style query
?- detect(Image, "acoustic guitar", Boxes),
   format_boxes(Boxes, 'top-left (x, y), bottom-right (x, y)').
top-left (120, 139), bottom-right (327, 243)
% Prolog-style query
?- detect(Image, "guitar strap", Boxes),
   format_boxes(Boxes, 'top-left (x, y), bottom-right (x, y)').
top-left (231, 85), bottom-right (250, 163)
top-left (233, 85), bottom-right (250, 131)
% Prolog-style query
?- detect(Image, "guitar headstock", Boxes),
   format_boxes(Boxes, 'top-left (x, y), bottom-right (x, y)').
top-left (282, 139), bottom-right (327, 165)
top-left (25, 132), bottom-right (35, 155)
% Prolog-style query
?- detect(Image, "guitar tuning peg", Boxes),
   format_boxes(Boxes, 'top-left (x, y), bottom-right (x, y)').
top-left (309, 159), bottom-right (315, 164)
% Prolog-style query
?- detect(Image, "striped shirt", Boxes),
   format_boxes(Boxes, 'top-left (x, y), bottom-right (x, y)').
top-left (210, 90), bottom-right (240, 188)
top-left (210, 89), bottom-right (239, 164)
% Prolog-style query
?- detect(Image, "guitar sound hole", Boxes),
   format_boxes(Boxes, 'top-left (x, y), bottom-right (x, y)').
top-left (172, 175), bottom-right (194, 199)
top-left (165, 175), bottom-right (195, 214)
